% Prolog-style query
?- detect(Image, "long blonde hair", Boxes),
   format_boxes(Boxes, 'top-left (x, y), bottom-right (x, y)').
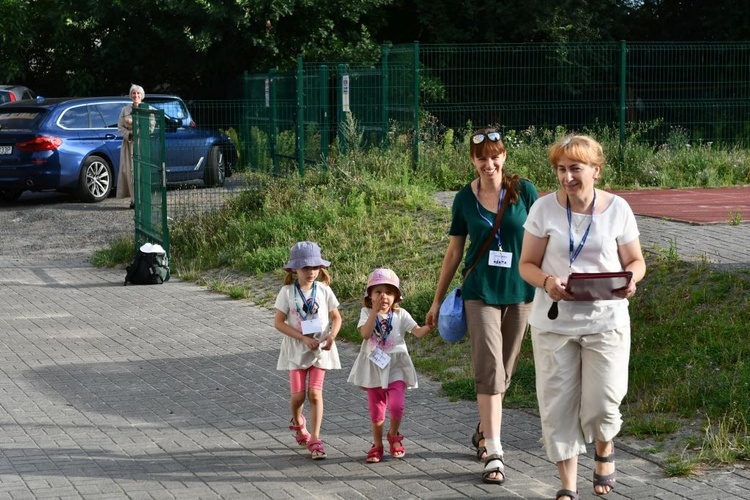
top-left (282, 268), bottom-right (331, 286)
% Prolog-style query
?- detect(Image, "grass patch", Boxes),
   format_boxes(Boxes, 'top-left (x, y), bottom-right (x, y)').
top-left (91, 236), bottom-right (134, 267)
top-left (664, 455), bottom-right (701, 477)
top-left (623, 414), bottom-right (681, 440)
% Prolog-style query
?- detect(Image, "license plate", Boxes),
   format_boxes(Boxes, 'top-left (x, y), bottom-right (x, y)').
top-left (0, 146), bottom-right (11, 155)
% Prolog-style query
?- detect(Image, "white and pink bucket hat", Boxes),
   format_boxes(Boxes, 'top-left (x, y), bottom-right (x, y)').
top-left (365, 268), bottom-right (403, 302)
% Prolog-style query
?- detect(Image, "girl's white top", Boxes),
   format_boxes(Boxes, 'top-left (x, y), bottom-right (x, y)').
top-left (274, 282), bottom-right (341, 370)
top-left (523, 192), bottom-right (640, 334)
top-left (347, 307), bottom-right (419, 389)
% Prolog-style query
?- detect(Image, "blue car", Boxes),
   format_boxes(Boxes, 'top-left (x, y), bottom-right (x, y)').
top-left (0, 95), bottom-right (236, 202)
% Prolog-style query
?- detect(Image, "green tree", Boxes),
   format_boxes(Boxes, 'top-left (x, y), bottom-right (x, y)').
top-left (3, 0), bottom-right (391, 98)
top-left (370, 0), bottom-right (633, 44)
top-left (628, 0), bottom-right (750, 41)
top-left (0, 0), bottom-right (34, 82)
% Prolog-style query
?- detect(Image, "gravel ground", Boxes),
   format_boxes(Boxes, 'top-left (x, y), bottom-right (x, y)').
top-left (0, 192), bottom-right (135, 264)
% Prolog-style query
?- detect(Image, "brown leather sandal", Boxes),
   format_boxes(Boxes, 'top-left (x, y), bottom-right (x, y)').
top-left (471, 422), bottom-right (487, 460)
top-left (481, 454), bottom-right (505, 484)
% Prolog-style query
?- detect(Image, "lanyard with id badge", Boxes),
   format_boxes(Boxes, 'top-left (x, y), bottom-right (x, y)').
top-left (295, 282), bottom-right (323, 336)
top-left (476, 179), bottom-right (511, 269)
top-left (547, 190), bottom-right (597, 320)
top-left (368, 310), bottom-right (393, 369)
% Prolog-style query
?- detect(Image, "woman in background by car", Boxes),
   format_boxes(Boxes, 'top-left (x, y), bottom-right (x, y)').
top-left (117, 84), bottom-right (145, 209)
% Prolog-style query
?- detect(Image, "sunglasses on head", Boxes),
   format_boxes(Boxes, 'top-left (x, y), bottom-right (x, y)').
top-left (471, 131), bottom-right (501, 144)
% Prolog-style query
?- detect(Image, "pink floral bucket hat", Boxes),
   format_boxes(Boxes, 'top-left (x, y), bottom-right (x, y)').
top-left (365, 268), bottom-right (403, 302)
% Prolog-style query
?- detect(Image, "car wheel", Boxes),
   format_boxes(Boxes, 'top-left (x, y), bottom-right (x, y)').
top-left (224, 145), bottom-right (238, 177)
top-left (77, 155), bottom-right (113, 203)
top-left (204, 145), bottom-right (225, 187)
top-left (0, 188), bottom-right (23, 201)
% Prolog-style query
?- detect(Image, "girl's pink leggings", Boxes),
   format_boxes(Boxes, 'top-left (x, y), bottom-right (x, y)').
top-left (366, 380), bottom-right (406, 423)
top-left (289, 366), bottom-right (326, 393)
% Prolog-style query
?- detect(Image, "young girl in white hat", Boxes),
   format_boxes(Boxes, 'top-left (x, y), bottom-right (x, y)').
top-left (347, 268), bottom-right (432, 463)
top-left (274, 241), bottom-right (342, 460)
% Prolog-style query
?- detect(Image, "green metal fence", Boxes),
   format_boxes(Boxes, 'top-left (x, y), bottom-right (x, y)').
top-left (158, 42), bottom-right (750, 217)
top-left (233, 41), bottom-right (750, 175)
top-left (626, 42), bottom-right (750, 145)
top-left (418, 42), bottom-right (750, 147)
top-left (132, 105), bottom-right (169, 267)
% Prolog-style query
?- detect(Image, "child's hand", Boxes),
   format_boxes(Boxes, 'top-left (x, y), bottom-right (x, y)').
top-left (301, 335), bottom-right (319, 350)
top-left (375, 296), bottom-right (389, 311)
top-left (412, 323), bottom-right (433, 338)
top-left (320, 334), bottom-right (334, 351)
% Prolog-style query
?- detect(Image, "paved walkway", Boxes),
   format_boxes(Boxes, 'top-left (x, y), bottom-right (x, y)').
top-left (0, 216), bottom-right (749, 499)
top-left (636, 216), bottom-right (750, 268)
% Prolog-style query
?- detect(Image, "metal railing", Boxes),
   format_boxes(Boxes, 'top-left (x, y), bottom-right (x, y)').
top-left (133, 105), bottom-right (169, 258)
top-left (160, 41), bottom-right (750, 218)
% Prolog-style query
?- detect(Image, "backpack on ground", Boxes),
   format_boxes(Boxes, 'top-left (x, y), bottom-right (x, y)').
top-left (124, 243), bottom-right (170, 285)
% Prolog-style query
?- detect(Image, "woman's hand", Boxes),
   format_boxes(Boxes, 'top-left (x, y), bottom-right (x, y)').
top-left (612, 279), bottom-right (637, 299)
top-left (425, 303), bottom-right (439, 329)
top-left (546, 276), bottom-right (574, 302)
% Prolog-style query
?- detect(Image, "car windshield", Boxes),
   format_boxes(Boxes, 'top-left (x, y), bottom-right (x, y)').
top-left (145, 99), bottom-right (187, 120)
top-left (0, 110), bottom-right (45, 131)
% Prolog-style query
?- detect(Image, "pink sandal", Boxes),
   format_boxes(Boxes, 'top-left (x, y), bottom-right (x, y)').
top-left (289, 415), bottom-right (310, 446)
top-left (366, 445), bottom-right (384, 463)
top-left (387, 433), bottom-right (405, 458)
top-left (307, 439), bottom-right (327, 460)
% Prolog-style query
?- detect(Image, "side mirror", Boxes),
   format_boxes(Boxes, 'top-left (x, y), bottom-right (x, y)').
top-left (165, 117), bottom-right (182, 132)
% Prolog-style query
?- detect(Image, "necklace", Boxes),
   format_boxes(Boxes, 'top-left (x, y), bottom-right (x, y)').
top-left (567, 190), bottom-right (597, 271)
top-left (571, 213), bottom-right (590, 234)
top-left (567, 191), bottom-right (596, 235)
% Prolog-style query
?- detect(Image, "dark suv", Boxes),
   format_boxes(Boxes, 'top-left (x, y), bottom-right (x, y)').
top-left (0, 95), bottom-right (236, 202)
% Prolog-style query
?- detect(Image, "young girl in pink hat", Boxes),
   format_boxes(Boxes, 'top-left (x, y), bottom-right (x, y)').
top-left (274, 241), bottom-right (342, 460)
top-left (347, 268), bottom-right (433, 463)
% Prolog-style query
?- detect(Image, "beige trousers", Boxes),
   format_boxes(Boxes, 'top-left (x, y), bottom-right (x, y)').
top-left (531, 325), bottom-right (631, 463)
top-left (464, 300), bottom-right (532, 395)
top-left (116, 138), bottom-right (134, 199)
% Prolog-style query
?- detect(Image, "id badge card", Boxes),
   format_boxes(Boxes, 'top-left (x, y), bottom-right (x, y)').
top-left (488, 250), bottom-right (512, 268)
top-left (301, 318), bottom-right (322, 336)
top-left (368, 347), bottom-right (391, 369)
